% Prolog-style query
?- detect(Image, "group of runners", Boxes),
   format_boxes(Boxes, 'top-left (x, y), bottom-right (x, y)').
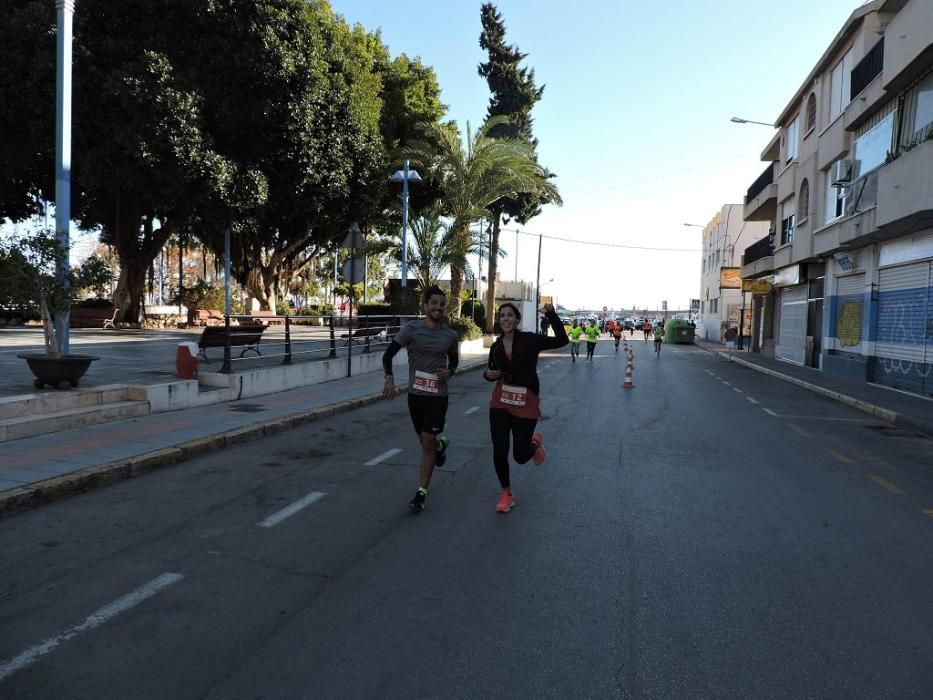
top-left (382, 286), bottom-right (568, 514)
top-left (566, 316), bottom-right (666, 360)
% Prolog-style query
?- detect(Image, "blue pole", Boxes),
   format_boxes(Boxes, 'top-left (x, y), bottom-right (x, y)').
top-left (55, 0), bottom-right (75, 355)
top-left (401, 160), bottom-right (409, 288)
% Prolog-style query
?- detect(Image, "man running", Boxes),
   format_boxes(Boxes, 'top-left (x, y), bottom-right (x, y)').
top-left (653, 323), bottom-right (664, 355)
top-left (612, 320), bottom-right (623, 351)
top-left (643, 319), bottom-right (651, 342)
top-left (381, 285), bottom-right (459, 513)
top-left (584, 318), bottom-right (600, 362)
top-left (567, 319), bottom-right (584, 362)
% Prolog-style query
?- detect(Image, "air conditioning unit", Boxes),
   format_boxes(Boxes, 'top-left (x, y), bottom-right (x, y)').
top-left (831, 159), bottom-right (853, 187)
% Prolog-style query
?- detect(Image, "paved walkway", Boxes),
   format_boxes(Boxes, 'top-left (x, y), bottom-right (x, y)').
top-left (693, 338), bottom-right (933, 437)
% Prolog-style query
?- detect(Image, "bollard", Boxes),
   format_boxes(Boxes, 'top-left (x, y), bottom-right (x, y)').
top-left (221, 314), bottom-right (232, 373)
top-left (283, 314), bottom-right (292, 365)
top-left (328, 312), bottom-right (337, 359)
top-left (176, 342), bottom-right (199, 379)
top-left (623, 364), bottom-right (635, 389)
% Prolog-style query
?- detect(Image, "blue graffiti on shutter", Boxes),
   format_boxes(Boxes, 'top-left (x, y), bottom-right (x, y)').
top-left (874, 285), bottom-right (933, 396)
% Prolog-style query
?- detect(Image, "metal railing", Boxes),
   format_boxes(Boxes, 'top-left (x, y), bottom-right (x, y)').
top-left (851, 38), bottom-right (884, 101)
top-left (742, 233), bottom-right (774, 267)
top-left (745, 163), bottom-right (775, 204)
top-left (199, 313), bottom-right (421, 375)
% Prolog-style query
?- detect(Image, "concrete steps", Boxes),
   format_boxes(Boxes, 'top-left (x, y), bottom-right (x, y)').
top-left (0, 385), bottom-right (150, 443)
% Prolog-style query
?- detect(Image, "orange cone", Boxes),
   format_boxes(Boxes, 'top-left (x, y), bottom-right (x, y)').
top-left (623, 364), bottom-right (635, 389)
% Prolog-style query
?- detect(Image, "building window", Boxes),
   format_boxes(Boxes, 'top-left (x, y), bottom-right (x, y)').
top-left (799, 179), bottom-right (810, 222)
top-left (829, 47), bottom-right (853, 122)
top-left (824, 167), bottom-right (848, 223)
top-left (900, 71), bottom-right (933, 149)
top-left (785, 115), bottom-right (799, 162)
top-left (806, 93), bottom-right (817, 132)
top-left (780, 200), bottom-right (795, 245)
top-left (853, 102), bottom-right (896, 178)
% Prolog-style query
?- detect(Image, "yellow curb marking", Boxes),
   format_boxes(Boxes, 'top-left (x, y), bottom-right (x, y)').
top-left (829, 449), bottom-right (854, 464)
top-left (788, 424), bottom-right (809, 438)
top-left (867, 474), bottom-right (905, 494)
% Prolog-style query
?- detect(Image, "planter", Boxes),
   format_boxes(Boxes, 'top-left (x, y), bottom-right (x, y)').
top-left (18, 353), bottom-right (99, 390)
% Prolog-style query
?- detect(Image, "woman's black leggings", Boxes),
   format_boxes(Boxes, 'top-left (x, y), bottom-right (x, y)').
top-left (489, 408), bottom-right (538, 489)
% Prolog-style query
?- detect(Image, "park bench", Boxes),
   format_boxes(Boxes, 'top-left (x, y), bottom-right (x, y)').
top-left (70, 307), bottom-right (120, 329)
top-left (197, 324), bottom-right (265, 361)
top-left (340, 326), bottom-right (388, 347)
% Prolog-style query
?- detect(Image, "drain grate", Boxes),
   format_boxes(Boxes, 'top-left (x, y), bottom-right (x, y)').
top-left (228, 403), bottom-right (267, 413)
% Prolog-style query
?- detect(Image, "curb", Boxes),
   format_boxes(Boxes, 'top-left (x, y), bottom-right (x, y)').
top-left (0, 360), bottom-right (487, 519)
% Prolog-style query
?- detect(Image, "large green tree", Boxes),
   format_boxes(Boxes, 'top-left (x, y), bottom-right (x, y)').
top-left (478, 3), bottom-right (558, 331)
top-left (407, 117), bottom-right (559, 318)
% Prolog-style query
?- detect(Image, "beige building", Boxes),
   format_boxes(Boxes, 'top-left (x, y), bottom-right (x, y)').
top-left (698, 205), bottom-right (770, 342)
top-left (741, 0), bottom-right (933, 397)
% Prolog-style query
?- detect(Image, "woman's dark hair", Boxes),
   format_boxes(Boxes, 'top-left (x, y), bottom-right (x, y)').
top-left (422, 285), bottom-right (446, 304)
top-left (498, 302), bottom-right (521, 320)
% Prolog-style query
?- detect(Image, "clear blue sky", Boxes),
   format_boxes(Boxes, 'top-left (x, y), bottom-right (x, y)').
top-left (335, 0), bottom-right (867, 313)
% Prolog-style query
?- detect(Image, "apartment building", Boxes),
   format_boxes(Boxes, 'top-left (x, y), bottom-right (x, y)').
top-left (740, 0), bottom-right (933, 397)
top-left (698, 204), bottom-right (770, 342)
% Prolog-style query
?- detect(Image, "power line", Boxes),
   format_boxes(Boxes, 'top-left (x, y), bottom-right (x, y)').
top-left (501, 227), bottom-right (701, 253)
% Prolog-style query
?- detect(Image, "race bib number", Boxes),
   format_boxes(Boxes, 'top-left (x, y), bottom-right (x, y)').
top-left (500, 384), bottom-right (527, 407)
top-left (413, 370), bottom-right (440, 394)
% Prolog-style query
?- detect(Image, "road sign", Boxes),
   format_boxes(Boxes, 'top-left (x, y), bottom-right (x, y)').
top-left (342, 258), bottom-right (365, 284)
top-left (341, 222), bottom-right (364, 249)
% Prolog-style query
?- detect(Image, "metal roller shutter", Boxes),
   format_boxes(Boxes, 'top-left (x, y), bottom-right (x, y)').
top-left (777, 285), bottom-right (807, 364)
top-left (875, 262), bottom-right (932, 395)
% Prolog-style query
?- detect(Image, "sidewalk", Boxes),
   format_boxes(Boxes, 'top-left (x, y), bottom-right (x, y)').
top-left (693, 338), bottom-right (933, 437)
top-left (0, 353), bottom-right (488, 518)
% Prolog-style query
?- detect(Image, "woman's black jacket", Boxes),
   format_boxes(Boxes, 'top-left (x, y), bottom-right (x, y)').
top-left (483, 311), bottom-right (569, 396)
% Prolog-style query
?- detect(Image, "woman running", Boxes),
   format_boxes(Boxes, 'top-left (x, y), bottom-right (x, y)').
top-left (483, 302), bottom-right (568, 513)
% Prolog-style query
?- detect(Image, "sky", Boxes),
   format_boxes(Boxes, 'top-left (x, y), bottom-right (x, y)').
top-left (334, 0), bottom-right (868, 313)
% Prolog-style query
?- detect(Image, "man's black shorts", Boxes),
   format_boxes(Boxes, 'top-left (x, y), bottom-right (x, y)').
top-left (407, 393), bottom-right (448, 435)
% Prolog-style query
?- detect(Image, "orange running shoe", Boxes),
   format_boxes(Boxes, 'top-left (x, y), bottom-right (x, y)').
top-left (496, 490), bottom-right (515, 513)
top-left (532, 433), bottom-right (546, 466)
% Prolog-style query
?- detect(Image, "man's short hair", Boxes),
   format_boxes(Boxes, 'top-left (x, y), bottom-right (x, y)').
top-left (422, 285), bottom-right (446, 304)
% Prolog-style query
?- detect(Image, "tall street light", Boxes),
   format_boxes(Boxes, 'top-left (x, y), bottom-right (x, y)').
top-left (390, 161), bottom-right (422, 288)
top-left (730, 117), bottom-right (774, 127)
top-left (55, 0), bottom-right (75, 354)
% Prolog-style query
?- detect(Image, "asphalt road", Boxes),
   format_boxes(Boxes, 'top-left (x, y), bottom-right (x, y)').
top-left (1, 338), bottom-right (932, 698)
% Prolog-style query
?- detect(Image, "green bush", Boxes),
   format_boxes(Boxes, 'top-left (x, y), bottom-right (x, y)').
top-left (275, 300), bottom-right (293, 316)
top-left (461, 299), bottom-right (486, 329)
top-left (174, 280), bottom-right (225, 310)
top-left (447, 317), bottom-right (482, 342)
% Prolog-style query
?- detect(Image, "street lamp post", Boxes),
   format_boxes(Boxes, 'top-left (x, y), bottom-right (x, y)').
top-left (55, 0), bottom-right (75, 355)
top-left (730, 117), bottom-right (775, 127)
top-left (390, 161), bottom-right (422, 288)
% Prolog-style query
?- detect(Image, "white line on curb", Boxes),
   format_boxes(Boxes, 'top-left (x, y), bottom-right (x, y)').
top-left (746, 397), bottom-right (760, 404)
top-left (257, 491), bottom-right (326, 528)
top-left (0, 572), bottom-right (184, 682)
top-left (364, 448), bottom-right (403, 466)
top-left (464, 406), bottom-right (479, 415)
top-left (763, 408), bottom-right (779, 417)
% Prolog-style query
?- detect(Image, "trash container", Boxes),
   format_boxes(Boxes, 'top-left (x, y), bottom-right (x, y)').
top-left (176, 341), bottom-right (199, 379)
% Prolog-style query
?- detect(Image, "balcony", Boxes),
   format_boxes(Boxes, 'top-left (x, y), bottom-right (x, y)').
top-left (741, 233), bottom-right (775, 277)
top-left (744, 163), bottom-right (777, 221)
top-left (851, 38), bottom-right (884, 100)
top-left (876, 138), bottom-right (933, 236)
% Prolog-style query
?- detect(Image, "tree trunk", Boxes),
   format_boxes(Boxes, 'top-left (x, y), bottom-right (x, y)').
top-left (449, 264), bottom-right (464, 319)
top-left (485, 213), bottom-right (501, 333)
top-left (113, 261), bottom-right (148, 323)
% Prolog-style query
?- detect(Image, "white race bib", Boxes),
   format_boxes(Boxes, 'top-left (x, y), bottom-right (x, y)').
top-left (500, 384), bottom-right (527, 407)
top-left (413, 370), bottom-right (441, 394)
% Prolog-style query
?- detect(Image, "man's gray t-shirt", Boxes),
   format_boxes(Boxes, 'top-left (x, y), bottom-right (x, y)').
top-left (394, 320), bottom-right (459, 396)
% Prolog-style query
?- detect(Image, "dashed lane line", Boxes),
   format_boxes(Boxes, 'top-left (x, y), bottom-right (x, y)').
top-left (746, 397), bottom-right (760, 404)
top-left (829, 449), bottom-right (855, 464)
top-left (464, 406), bottom-right (480, 415)
top-left (867, 474), bottom-right (905, 495)
top-left (364, 448), bottom-right (403, 466)
top-left (789, 424), bottom-right (810, 438)
top-left (732, 387), bottom-right (743, 393)
top-left (763, 408), bottom-right (779, 417)
top-left (257, 491), bottom-right (326, 528)
top-left (0, 572), bottom-right (185, 682)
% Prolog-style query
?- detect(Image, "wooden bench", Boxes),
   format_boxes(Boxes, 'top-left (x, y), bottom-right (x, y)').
top-left (340, 326), bottom-right (388, 346)
top-left (197, 324), bottom-right (265, 361)
top-left (195, 309), bottom-right (225, 326)
top-left (70, 307), bottom-right (120, 329)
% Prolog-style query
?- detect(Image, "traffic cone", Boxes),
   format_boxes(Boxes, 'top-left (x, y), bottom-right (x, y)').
top-left (623, 364), bottom-right (635, 389)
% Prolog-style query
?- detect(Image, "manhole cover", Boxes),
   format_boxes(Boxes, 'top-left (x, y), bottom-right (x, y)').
top-left (228, 403), bottom-right (267, 413)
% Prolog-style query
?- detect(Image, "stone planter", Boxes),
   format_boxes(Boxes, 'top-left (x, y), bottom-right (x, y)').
top-left (18, 353), bottom-right (99, 390)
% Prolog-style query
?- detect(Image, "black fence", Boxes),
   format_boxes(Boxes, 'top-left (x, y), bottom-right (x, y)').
top-left (742, 233), bottom-right (774, 267)
top-left (851, 38), bottom-right (884, 100)
top-left (745, 163), bottom-right (775, 204)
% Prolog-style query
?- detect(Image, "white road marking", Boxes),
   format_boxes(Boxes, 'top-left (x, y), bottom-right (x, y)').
top-left (0, 572), bottom-right (184, 682)
top-left (732, 387), bottom-right (743, 393)
top-left (746, 397), bottom-right (760, 404)
top-left (364, 448), bottom-right (403, 466)
top-left (257, 491), bottom-right (326, 528)
top-left (464, 406), bottom-right (480, 415)
top-left (763, 408), bottom-right (779, 417)
top-left (722, 382), bottom-right (732, 387)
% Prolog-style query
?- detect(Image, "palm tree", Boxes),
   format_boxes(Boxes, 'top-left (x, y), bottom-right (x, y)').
top-left (406, 116), bottom-right (561, 318)
top-left (400, 206), bottom-right (451, 291)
